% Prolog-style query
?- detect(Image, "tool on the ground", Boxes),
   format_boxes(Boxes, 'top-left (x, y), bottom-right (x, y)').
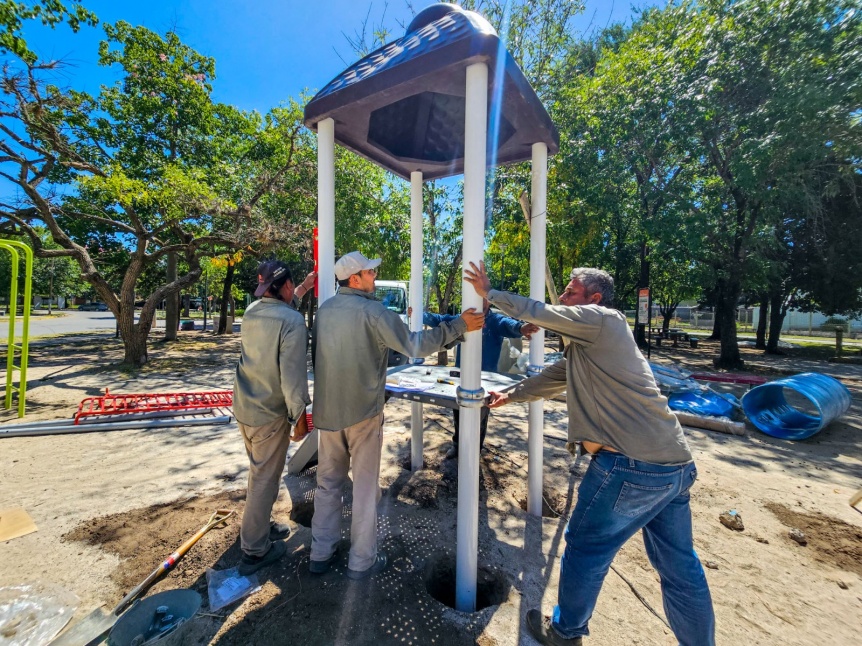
top-left (48, 509), bottom-right (235, 646)
top-left (108, 589), bottom-right (201, 646)
top-left (75, 389), bottom-right (233, 424)
top-left (437, 378), bottom-right (456, 385)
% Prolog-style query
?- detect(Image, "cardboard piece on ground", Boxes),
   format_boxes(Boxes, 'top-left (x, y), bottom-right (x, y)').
top-left (850, 488), bottom-right (862, 510)
top-left (0, 506), bottom-right (37, 541)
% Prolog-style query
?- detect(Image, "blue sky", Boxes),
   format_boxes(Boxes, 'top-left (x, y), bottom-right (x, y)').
top-left (24, 0), bottom-right (647, 113)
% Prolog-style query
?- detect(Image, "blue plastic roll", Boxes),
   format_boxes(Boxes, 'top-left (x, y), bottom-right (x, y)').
top-left (741, 372), bottom-right (851, 440)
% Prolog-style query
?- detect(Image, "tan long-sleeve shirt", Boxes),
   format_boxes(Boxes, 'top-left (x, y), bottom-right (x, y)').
top-left (488, 289), bottom-right (692, 465)
top-left (312, 287), bottom-right (466, 431)
top-left (233, 298), bottom-right (310, 427)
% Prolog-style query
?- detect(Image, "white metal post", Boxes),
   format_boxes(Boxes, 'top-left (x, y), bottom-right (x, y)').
top-left (317, 118), bottom-right (336, 305)
top-left (456, 61), bottom-right (488, 614)
top-left (410, 171), bottom-right (425, 471)
top-left (527, 142), bottom-right (548, 516)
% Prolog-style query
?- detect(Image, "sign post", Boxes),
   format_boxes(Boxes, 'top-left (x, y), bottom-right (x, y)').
top-left (638, 288), bottom-right (651, 359)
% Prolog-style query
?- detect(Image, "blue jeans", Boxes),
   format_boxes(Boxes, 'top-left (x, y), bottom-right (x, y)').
top-left (552, 451), bottom-right (715, 645)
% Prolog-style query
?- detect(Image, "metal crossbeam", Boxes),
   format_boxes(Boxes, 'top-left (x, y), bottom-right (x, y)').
top-left (74, 389), bottom-right (233, 424)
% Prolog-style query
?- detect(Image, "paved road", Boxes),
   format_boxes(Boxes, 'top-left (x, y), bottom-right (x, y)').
top-left (0, 310), bottom-right (229, 344)
top-left (0, 310), bottom-right (119, 342)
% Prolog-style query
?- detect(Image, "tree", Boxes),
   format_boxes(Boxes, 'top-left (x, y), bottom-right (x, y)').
top-left (667, 0), bottom-right (862, 367)
top-left (0, 0), bottom-right (96, 63)
top-left (651, 247), bottom-right (699, 334)
top-left (0, 21), bottom-right (314, 365)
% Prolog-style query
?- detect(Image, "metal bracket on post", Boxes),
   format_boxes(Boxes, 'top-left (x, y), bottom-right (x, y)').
top-left (526, 363), bottom-right (544, 377)
top-left (456, 386), bottom-right (485, 408)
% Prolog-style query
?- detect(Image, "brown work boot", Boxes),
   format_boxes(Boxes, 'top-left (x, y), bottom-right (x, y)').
top-left (526, 610), bottom-right (583, 645)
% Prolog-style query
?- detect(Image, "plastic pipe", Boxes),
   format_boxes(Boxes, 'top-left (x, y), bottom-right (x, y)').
top-left (527, 142), bottom-right (548, 517)
top-left (0, 415), bottom-right (231, 438)
top-left (456, 61), bottom-right (488, 614)
top-left (674, 411), bottom-right (746, 436)
top-left (317, 118), bottom-right (336, 305)
top-left (741, 372), bottom-right (851, 440)
top-left (410, 171), bottom-right (425, 471)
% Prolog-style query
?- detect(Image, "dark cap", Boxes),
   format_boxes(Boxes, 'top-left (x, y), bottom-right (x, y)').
top-left (254, 260), bottom-right (291, 297)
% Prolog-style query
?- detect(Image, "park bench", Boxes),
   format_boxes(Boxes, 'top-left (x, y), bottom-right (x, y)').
top-left (652, 328), bottom-right (699, 348)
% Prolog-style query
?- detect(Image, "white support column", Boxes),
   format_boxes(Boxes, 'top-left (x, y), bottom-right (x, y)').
top-left (527, 142), bottom-right (548, 517)
top-left (456, 61), bottom-right (488, 614)
top-left (410, 171), bottom-right (425, 471)
top-left (317, 118), bottom-right (336, 305)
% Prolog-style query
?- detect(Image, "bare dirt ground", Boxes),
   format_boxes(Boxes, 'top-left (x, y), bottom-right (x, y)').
top-left (1, 332), bottom-right (860, 645)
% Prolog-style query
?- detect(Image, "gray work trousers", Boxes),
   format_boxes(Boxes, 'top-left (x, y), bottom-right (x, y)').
top-left (310, 412), bottom-right (383, 572)
top-left (238, 415), bottom-right (291, 557)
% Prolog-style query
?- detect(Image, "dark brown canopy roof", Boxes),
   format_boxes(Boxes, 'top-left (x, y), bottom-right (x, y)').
top-left (304, 3), bottom-right (559, 180)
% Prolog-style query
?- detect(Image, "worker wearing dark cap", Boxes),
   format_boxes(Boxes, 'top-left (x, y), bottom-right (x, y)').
top-left (233, 260), bottom-right (313, 575)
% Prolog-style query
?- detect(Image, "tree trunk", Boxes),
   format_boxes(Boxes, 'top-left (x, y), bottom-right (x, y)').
top-left (661, 309), bottom-right (674, 334)
top-left (714, 279), bottom-right (744, 369)
top-left (165, 251), bottom-right (178, 340)
top-left (182, 294), bottom-right (190, 317)
top-left (217, 262), bottom-right (235, 334)
top-left (765, 291), bottom-right (787, 354)
top-left (755, 295), bottom-right (768, 349)
top-left (117, 303), bottom-right (153, 367)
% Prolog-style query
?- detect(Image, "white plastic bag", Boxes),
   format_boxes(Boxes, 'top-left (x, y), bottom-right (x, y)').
top-left (0, 582), bottom-right (78, 646)
top-left (205, 568), bottom-right (260, 612)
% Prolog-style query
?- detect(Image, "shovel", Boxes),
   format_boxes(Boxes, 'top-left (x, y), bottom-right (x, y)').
top-left (48, 509), bottom-right (235, 646)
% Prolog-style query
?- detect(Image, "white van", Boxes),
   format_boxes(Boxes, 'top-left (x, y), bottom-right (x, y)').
top-left (374, 280), bottom-right (410, 366)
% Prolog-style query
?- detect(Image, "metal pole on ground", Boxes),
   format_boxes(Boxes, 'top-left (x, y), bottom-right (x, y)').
top-left (527, 142), bottom-right (547, 517)
top-left (456, 61), bottom-right (488, 613)
top-left (410, 171), bottom-right (425, 471)
top-left (317, 118), bottom-right (336, 306)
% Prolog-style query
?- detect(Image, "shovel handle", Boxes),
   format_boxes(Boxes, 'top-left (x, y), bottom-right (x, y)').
top-left (112, 509), bottom-right (235, 615)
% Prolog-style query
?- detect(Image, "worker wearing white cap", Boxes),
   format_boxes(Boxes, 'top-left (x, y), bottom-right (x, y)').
top-left (309, 251), bottom-right (484, 579)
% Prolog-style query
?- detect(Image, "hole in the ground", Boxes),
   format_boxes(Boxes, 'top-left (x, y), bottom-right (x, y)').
top-left (289, 499), bottom-right (314, 527)
top-left (518, 489), bottom-right (566, 518)
top-left (424, 553), bottom-right (510, 612)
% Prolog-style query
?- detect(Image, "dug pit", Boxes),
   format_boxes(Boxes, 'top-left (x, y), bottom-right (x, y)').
top-left (424, 553), bottom-right (510, 612)
top-left (289, 499), bottom-right (315, 528)
top-left (518, 488), bottom-right (568, 518)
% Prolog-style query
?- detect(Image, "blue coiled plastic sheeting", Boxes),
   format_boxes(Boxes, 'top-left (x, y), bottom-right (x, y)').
top-left (668, 391), bottom-right (738, 418)
top-left (741, 372), bottom-right (851, 440)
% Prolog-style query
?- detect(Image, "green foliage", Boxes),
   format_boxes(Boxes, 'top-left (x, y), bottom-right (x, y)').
top-left (0, 0), bottom-right (96, 63)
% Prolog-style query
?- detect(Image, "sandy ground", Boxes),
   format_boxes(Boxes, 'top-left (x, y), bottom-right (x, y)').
top-left (0, 333), bottom-right (860, 645)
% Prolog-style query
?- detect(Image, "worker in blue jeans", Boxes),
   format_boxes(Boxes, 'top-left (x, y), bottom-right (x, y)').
top-left (465, 261), bottom-right (714, 646)
top-left (420, 300), bottom-right (537, 459)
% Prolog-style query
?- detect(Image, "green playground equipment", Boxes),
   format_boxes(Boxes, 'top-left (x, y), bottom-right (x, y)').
top-left (0, 240), bottom-right (33, 417)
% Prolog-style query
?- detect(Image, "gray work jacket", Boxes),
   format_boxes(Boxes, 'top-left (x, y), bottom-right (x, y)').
top-left (488, 290), bottom-right (693, 465)
top-left (312, 287), bottom-right (467, 431)
top-left (233, 298), bottom-right (310, 427)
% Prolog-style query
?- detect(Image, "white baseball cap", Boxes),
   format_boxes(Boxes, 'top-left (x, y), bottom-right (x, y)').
top-left (334, 251), bottom-right (382, 280)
